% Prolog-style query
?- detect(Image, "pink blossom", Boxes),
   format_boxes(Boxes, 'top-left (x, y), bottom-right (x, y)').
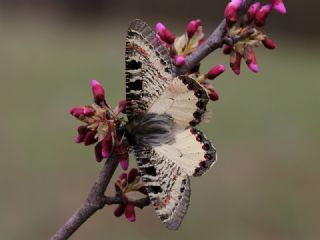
top-left (224, 0), bottom-right (243, 26)
top-left (248, 2), bottom-right (262, 19)
top-left (206, 65), bottom-right (226, 80)
top-left (255, 4), bottom-right (272, 27)
top-left (91, 80), bottom-right (105, 104)
top-left (186, 19), bottom-right (201, 38)
top-left (270, 0), bottom-right (286, 14)
top-left (208, 89), bottom-right (219, 101)
top-left (101, 134), bottom-right (113, 158)
top-left (230, 51), bottom-right (242, 75)
top-left (125, 202), bottom-right (136, 222)
top-left (156, 22), bottom-right (175, 44)
top-left (175, 55), bottom-right (186, 67)
top-left (263, 37), bottom-right (277, 49)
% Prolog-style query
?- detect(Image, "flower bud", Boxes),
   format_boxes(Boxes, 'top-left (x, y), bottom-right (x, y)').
top-left (125, 202), bottom-right (136, 222)
top-left (206, 65), bottom-right (226, 80)
top-left (186, 19), bottom-right (201, 39)
top-left (91, 80), bottom-right (105, 104)
top-left (208, 89), bottom-right (219, 101)
top-left (115, 144), bottom-right (129, 170)
top-left (156, 22), bottom-right (175, 44)
top-left (75, 126), bottom-right (89, 143)
top-left (175, 55), bottom-right (186, 67)
top-left (270, 0), bottom-right (286, 14)
top-left (224, 0), bottom-right (243, 27)
top-left (69, 106), bottom-right (95, 118)
top-left (230, 51), bottom-right (242, 75)
top-left (101, 134), bottom-right (113, 158)
top-left (114, 204), bottom-right (125, 217)
top-left (245, 49), bottom-right (259, 73)
top-left (84, 130), bottom-right (97, 146)
top-left (117, 99), bottom-right (126, 114)
top-left (128, 168), bottom-right (140, 184)
top-left (262, 37), bottom-right (276, 49)
top-left (255, 4), bottom-right (272, 27)
top-left (248, 2), bottom-right (261, 20)
top-left (223, 45), bottom-right (233, 55)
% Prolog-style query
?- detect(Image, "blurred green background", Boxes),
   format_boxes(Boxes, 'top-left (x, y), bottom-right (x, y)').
top-left (0, 1), bottom-right (319, 239)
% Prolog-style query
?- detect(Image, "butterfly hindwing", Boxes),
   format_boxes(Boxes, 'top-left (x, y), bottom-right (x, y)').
top-left (134, 144), bottom-right (191, 230)
top-left (126, 19), bottom-right (173, 120)
top-left (154, 127), bottom-right (217, 177)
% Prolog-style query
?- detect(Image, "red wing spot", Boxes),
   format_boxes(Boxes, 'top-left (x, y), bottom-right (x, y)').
top-left (163, 195), bottom-right (172, 206)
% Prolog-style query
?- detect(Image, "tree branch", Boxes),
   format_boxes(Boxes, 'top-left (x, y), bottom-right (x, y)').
top-left (51, 2), bottom-right (254, 239)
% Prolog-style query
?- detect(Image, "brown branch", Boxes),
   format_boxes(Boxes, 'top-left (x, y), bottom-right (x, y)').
top-left (51, 2), bottom-right (254, 239)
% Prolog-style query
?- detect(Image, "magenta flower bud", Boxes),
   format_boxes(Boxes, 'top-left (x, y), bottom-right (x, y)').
top-left (230, 51), bottom-right (242, 75)
top-left (245, 50), bottom-right (259, 73)
top-left (223, 45), bottom-right (233, 55)
top-left (270, 0), bottom-right (286, 14)
top-left (119, 158), bottom-right (129, 171)
top-left (101, 134), bottom-right (113, 158)
top-left (94, 142), bottom-right (103, 162)
top-left (128, 168), bottom-right (140, 184)
top-left (206, 65), bottom-right (226, 80)
top-left (248, 2), bottom-right (262, 19)
top-left (118, 172), bottom-right (128, 187)
top-left (224, 0), bottom-right (243, 26)
top-left (175, 55), bottom-right (186, 67)
top-left (263, 37), bottom-right (276, 49)
top-left (84, 130), bottom-right (97, 146)
top-left (255, 4), bottom-right (272, 27)
top-left (249, 62), bottom-right (259, 73)
top-left (125, 202), bottom-right (136, 222)
top-left (114, 204), bottom-right (125, 217)
top-left (156, 22), bottom-right (174, 44)
top-left (186, 19), bottom-right (201, 38)
top-left (91, 80), bottom-right (105, 104)
top-left (208, 89), bottom-right (219, 101)
top-left (75, 126), bottom-right (88, 143)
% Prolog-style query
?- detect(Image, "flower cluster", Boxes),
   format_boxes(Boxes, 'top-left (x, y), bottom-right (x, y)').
top-left (223, 0), bottom-right (286, 74)
top-left (114, 169), bottom-right (148, 222)
top-left (156, 20), bottom-right (226, 101)
top-left (69, 80), bottom-right (129, 170)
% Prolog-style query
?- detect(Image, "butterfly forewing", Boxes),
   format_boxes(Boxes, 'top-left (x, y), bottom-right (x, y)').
top-left (125, 19), bottom-right (173, 120)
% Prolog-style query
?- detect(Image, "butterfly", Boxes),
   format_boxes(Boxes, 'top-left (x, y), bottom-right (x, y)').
top-left (125, 19), bottom-right (217, 230)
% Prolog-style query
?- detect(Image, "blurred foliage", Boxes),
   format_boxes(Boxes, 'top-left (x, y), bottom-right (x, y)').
top-left (0, 3), bottom-right (319, 240)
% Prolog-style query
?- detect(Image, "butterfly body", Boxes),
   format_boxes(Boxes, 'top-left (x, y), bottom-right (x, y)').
top-left (125, 19), bottom-right (217, 230)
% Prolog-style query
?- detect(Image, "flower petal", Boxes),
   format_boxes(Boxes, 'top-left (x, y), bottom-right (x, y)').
top-left (125, 202), bottom-right (136, 222)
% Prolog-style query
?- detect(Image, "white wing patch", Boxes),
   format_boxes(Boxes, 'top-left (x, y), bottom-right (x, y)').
top-left (154, 128), bottom-right (217, 177)
top-left (149, 76), bottom-right (209, 128)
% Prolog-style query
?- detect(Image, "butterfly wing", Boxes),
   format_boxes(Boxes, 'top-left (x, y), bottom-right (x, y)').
top-left (134, 144), bottom-right (191, 230)
top-left (125, 19), bottom-right (173, 120)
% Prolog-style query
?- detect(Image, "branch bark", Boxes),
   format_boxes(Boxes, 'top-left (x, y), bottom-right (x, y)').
top-left (51, 2), bottom-right (254, 239)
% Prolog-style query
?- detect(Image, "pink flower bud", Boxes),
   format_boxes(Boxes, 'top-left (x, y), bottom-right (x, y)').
top-left (84, 130), bottom-right (97, 146)
top-left (248, 2), bottom-right (261, 19)
top-left (255, 4), bottom-right (272, 27)
top-left (223, 45), bottom-right (233, 55)
top-left (186, 19), bottom-right (201, 38)
top-left (115, 144), bottom-right (129, 170)
top-left (224, 0), bottom-right (243, 26)
top-left (128, 168), bottom-right (140, 184)
top-left (156, 22), bottom-right (174, 45)
top-left (125, 202), bottom-right (136, 222)
top-left (94, 142), bottom-right (103, 162)
top-left (175, 55), bottom-right (186, 67)
top-left (75, 126), bottom-right (88, 143)
top-left (91, 80), bottom-right (105, 104)
top-left (206, 65), bottom-right (226, 80)
top-left (101, 134), bottom-right (113, 158)
top-left (245, 49), bottom-right (259, 73)
top-left (114, 204), bottom-right (125, 217)
top-left (118, 173), bottom-right (128, 187)
top-left (230, 51), bottom-right (242, 75)
top-left (270, 0), bottom-right (286, 14)
top-left (69, 106), bottom-right (94, 118)
top-left (263, 37), bottom-right (276, 49)
top-left (208, 89), bottom-right (219, 101)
